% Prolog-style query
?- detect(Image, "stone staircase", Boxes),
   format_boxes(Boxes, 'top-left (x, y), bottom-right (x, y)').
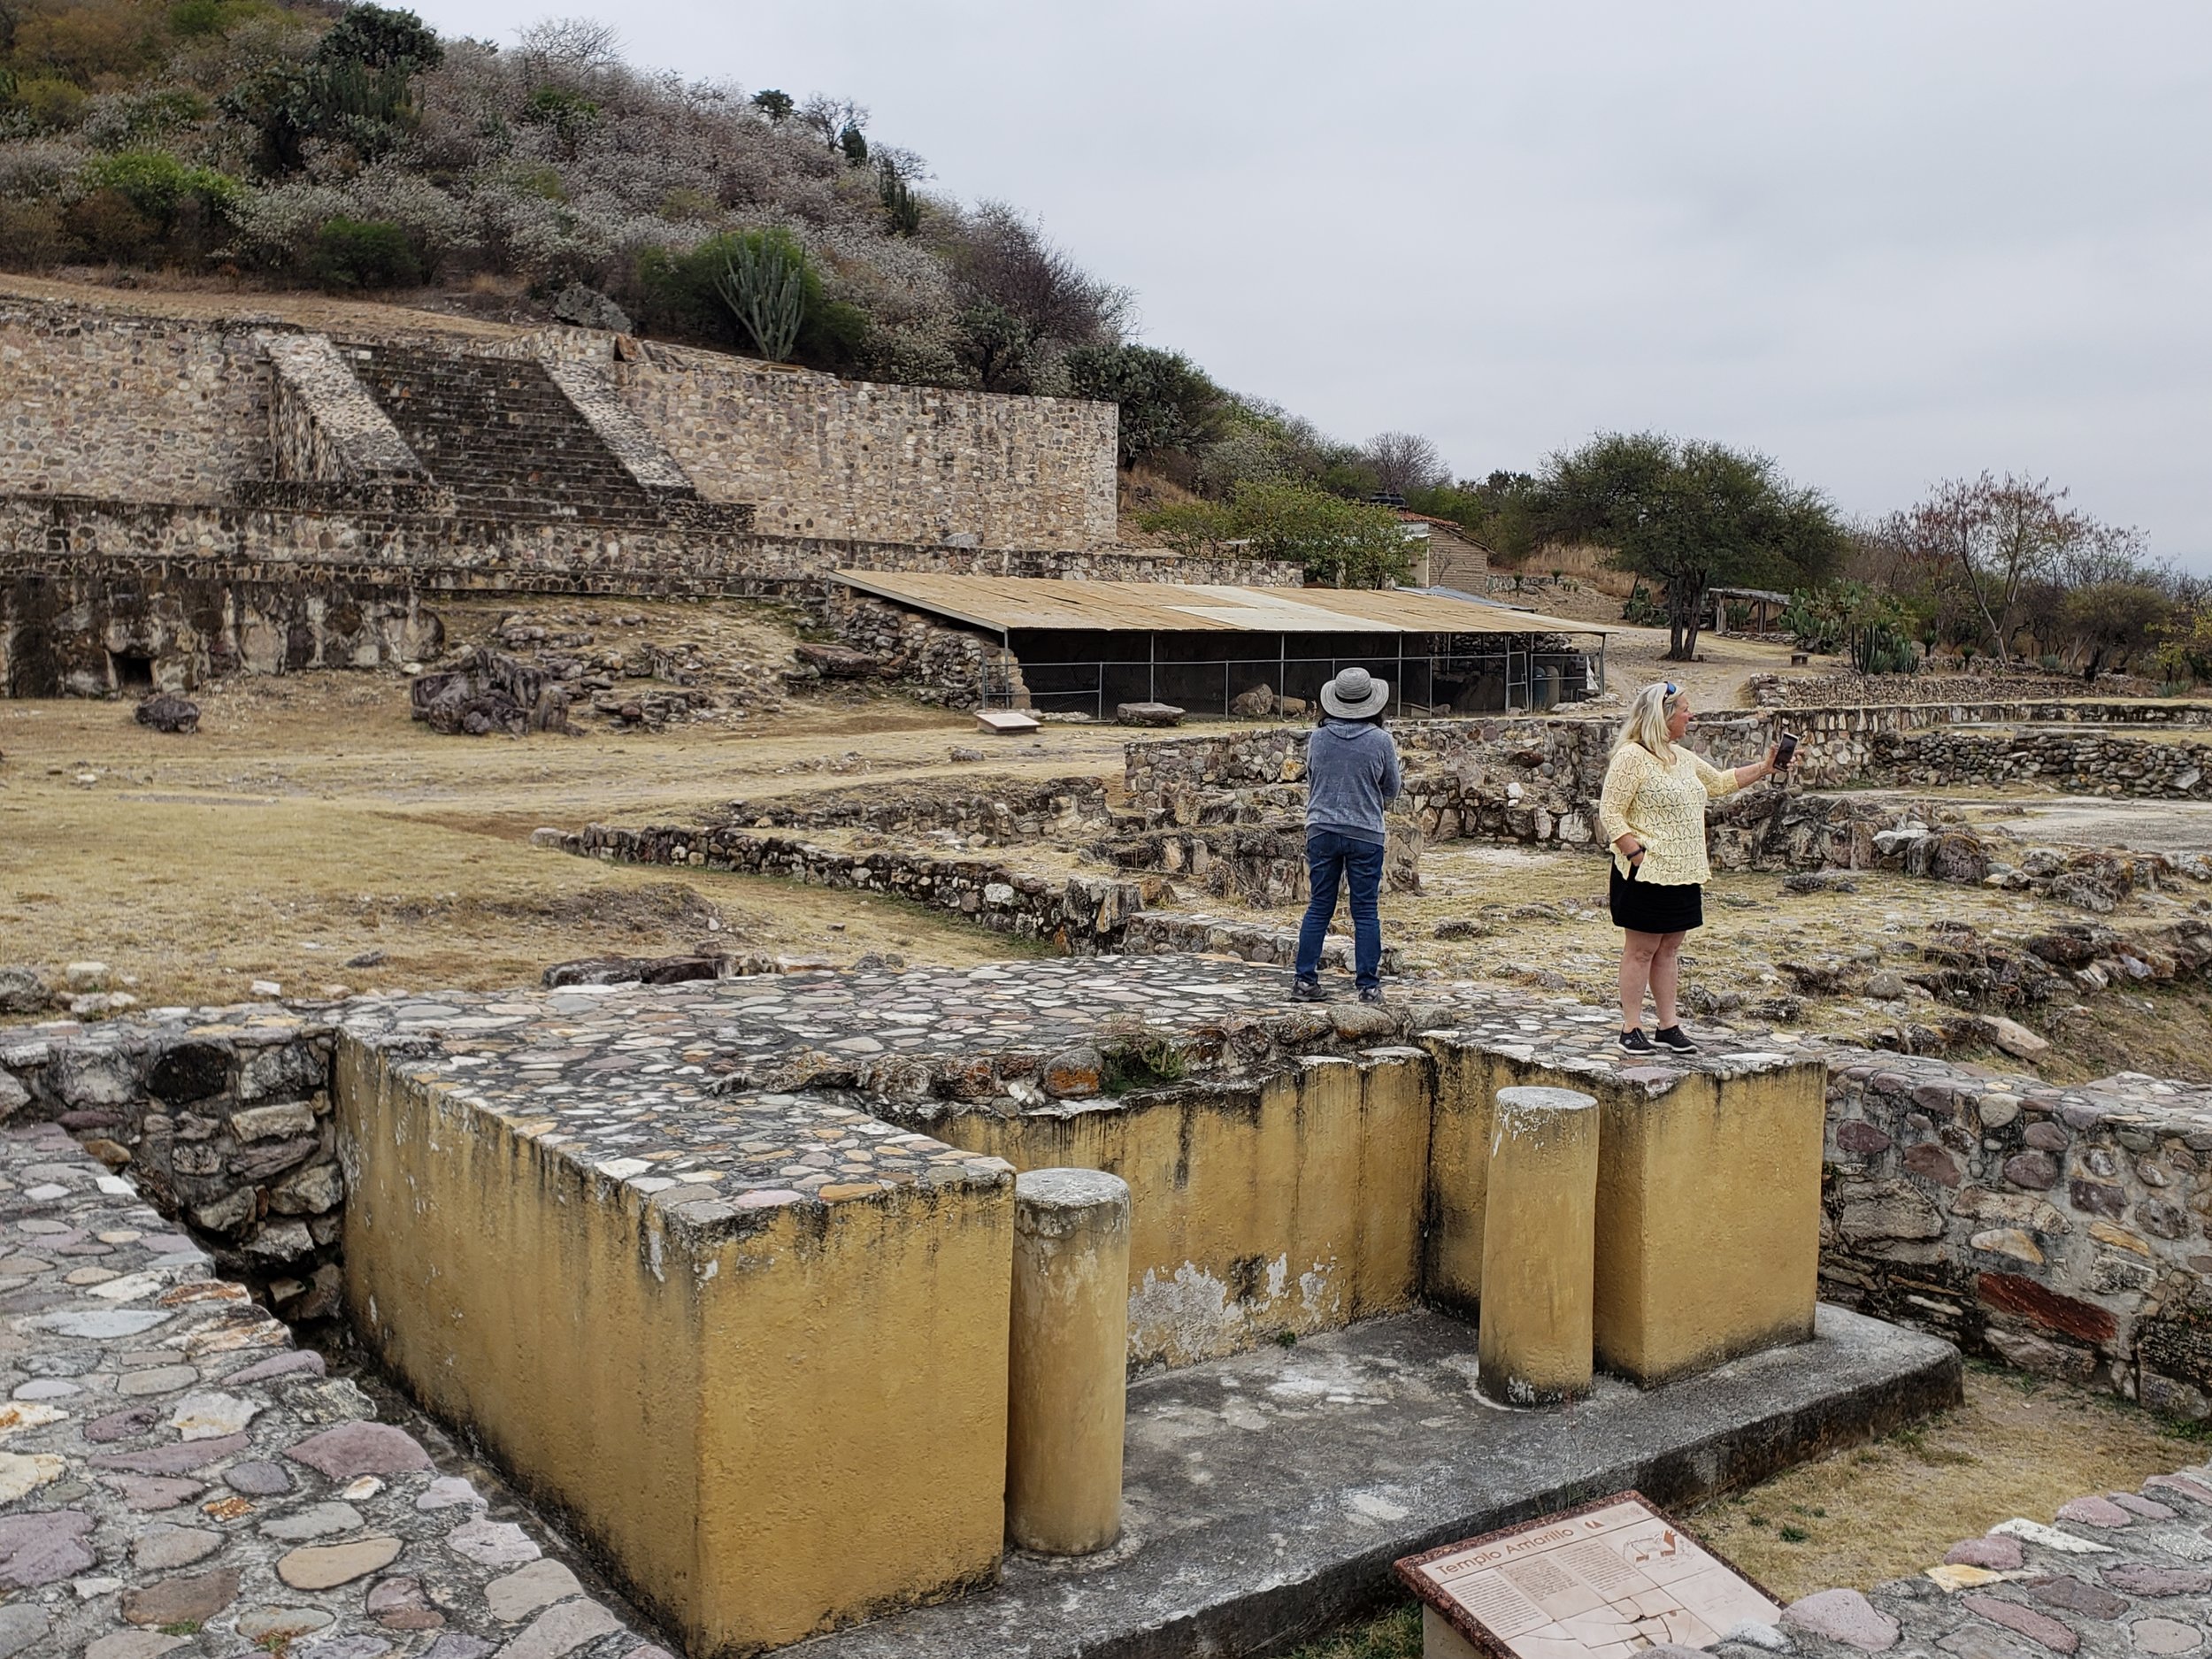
top-left (349, 343), bottom-right (678, 527)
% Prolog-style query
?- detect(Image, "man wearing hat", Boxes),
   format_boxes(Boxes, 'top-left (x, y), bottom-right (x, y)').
top-left (1293, 666), bottom-right (1403, 1003)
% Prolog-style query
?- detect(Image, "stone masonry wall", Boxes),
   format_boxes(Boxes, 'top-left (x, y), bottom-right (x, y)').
top-left (0, 299), bottom-right (268, 503)
top-left (559, 822), bottom-right (1149, 951)
top-left (2, 494), bottom-right (1295, 603)
top-left (1864, 728), bottom-right (2212, 799)
top-left (1, 563), bottom-right (442, 695)
top-left (608, 335), bottom-right (1120, 550)
top-left (1779, 700), bottom-right (2212, 787)
top-left (261, 331), bottom-right (426, 487)
top-left (1821, 1049), bottom-right (2212, 1418)
top-left (0, 1008), bottom-right (345, 1323)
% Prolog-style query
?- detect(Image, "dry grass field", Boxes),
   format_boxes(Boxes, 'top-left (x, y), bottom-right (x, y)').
top-left (0, 672), bottom-right (1110, 1008)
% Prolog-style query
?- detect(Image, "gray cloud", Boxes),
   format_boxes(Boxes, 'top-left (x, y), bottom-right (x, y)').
top-left (425, 0), bottom-right (2212, 560)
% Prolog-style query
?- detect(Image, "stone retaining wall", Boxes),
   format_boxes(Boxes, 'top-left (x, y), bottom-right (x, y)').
top-left (1820, 1050), bottom-right (2212, 1417)
top-left (0, 299), bottom-right (268, 503)
top-left (1864, 728), bottom-right (2212, 798)
top-left (0, 1009), bottom-right (344, 1322)
top-left (604, 334), bottom-right (1119, 551)
top-left (0, 561), bottom-right (442, 695)
top-left (3, 494), bottom-right (1291, 601)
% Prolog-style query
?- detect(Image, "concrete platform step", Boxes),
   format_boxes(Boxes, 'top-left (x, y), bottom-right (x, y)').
top-left (793, 1305), bottom-right (1960, 1659)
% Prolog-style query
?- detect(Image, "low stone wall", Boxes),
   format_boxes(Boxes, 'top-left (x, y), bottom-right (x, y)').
top-left (724, 776), bottom-right (1110, 841)
top-left (1125, 715), bottom-right (1774, 811)
top-left (1821, 1050), bottom-right (2212, 1417)
top-left (559, 822), bottom-right (1148, 950)
top-left (1863, 727), bottom-right (2212, 798)
top-left (0, 1008), bottom-right (343, 1321)
top-left (1777, 699), bottom-right (2212, 787)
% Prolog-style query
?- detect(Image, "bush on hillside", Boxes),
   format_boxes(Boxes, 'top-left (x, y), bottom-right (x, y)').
top-left (303, 214), bottom-right (418, 288)
top-left (1138, 481), bottom-right (1413, 588)
top-left (634, 228), bottom-right (866, 367)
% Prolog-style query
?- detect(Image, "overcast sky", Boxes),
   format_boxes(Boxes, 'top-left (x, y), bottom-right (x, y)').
top-left (425, 0), bottom-right (2212, 564)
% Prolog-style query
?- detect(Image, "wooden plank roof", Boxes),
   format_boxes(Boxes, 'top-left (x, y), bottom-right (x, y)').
top-left (833, 571), bottom-right (1611, 636)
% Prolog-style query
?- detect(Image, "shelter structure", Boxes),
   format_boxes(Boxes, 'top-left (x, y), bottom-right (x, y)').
top-left (835, 571), bottom-right (1609, 717)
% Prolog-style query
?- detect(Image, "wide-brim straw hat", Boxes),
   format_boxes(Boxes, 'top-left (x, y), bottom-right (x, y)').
top-left (1320, 666), bottom-right (1391, 718)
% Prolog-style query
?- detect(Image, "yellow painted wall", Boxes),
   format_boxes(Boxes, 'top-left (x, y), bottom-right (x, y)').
top-left (1591, 1062), bottom-right (1825, 1386)
top-left (938, 1048), bottom-right (1432, 1368)
top-left (336, 1040), bottom-right (1015, 1657)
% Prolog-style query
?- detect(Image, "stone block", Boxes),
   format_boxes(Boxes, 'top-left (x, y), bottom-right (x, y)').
top-left (1592, 1059), bottom-right (1826, 1386)
top-left (337, 1034), bottom-right (1017, 1657)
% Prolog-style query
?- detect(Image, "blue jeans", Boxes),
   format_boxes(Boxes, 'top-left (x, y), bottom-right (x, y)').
top-left (1294, 830), bottom-right (1385, 990)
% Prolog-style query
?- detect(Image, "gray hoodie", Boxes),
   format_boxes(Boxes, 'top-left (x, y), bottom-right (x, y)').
top-left (1303, 718), bottom-right (1403, 846)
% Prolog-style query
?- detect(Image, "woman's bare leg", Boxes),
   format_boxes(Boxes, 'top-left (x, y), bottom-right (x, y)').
top-left (1651, 931), bottom-right (1687, 1027)
top-left (1618, 930), bottom-right (1661, 1029)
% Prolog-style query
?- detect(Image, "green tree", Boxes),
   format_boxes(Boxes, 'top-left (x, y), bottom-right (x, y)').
top-left (1064, 343), bottom-right (1226, 471)
top-left (220, 3), bottom-right (442, 175)
top-left (1539, 433), bottom-right (1845, 661)
top-left (838, 123), bottom-right (868, 166)
top-left (749, 88), bottom-right (792, 122)
top-left (1139, 481), bottom-right (1411, 587)
top-left (2061, 580), bottom-right (2171, 678)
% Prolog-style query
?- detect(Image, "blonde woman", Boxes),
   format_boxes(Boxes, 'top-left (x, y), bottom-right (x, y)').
top-left (1598, 681), bottom-right (1790, 1056)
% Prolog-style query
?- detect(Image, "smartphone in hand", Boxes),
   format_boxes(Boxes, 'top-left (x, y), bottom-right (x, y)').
top-left (1775, 730), bottom-right (1800, 769)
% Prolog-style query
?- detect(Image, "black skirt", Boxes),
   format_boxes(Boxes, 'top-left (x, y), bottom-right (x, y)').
top-left (1609, 863), bottom-right (1704, 933)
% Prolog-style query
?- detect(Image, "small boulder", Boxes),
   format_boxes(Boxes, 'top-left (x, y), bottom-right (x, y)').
top-left (134, 694), bottom-right (200, 734)
top-left (1983, 1016), bottom-right (2052, 1059)
top-left (1784, 871), bottom-right (1859, 895)
top-left (1115, 702), bottom-right (1186, 728)
top-left (0, 967), bottom-right (50, 1015)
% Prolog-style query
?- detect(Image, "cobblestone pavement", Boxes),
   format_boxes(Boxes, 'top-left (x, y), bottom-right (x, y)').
top-left (337, 958), bottom-right (1812, 1223)
top-left (1760, 1469), bottom-right (2212, 1659)
top-left (0, 1120), bottom-right (666, 1659)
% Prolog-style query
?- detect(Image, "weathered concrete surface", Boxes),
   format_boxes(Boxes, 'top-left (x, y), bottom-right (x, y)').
top-left (792, 1304), bottom-right (1959, 1659)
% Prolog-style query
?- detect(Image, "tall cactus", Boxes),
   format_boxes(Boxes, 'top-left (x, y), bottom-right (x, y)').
top-left (714, 234), bottom-right (808, 363)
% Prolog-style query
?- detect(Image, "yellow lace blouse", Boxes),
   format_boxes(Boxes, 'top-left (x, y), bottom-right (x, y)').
top-left (1596, 742), bottom-right (1745, 887)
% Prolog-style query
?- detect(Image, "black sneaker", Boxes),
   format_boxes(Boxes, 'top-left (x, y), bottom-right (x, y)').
top-left (1358, 987), bottom-right (1386, 1005)
top-left (1618, 1028), bottom-right (1655, 1055)
top-left (1652, 1025), bottom-right (1701, 1055)
top-left (1291, 979), bottom-right (1328, 1003)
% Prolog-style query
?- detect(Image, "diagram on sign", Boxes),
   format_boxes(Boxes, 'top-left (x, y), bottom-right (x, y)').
top-left (1395, 1493), bottom-right (1783, 1659)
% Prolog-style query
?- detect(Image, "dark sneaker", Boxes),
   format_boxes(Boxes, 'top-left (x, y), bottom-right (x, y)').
top-left (1618, 1027), bottom-right (1655, 1055)
top-left (1652, 1025), bottom-right (1701, 1055)
top-left (1358, 987), bottom-right (1386, 1005)
top-left (1291, 979), bottom-right (1328, 1003)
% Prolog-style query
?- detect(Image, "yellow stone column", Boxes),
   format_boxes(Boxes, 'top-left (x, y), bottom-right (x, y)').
top-left (1478, 1086), bottom-right (1599, 1407)
top-left (1007, 1168), bottom-right (1131, 1554)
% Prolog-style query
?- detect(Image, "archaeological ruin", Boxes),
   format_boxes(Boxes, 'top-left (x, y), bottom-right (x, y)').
top-left (8, 286), bottom-right (2212, 1659)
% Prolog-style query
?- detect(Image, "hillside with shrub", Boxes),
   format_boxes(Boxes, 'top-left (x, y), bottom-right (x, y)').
top-left (4, 0), bottom-right (2201, 641)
